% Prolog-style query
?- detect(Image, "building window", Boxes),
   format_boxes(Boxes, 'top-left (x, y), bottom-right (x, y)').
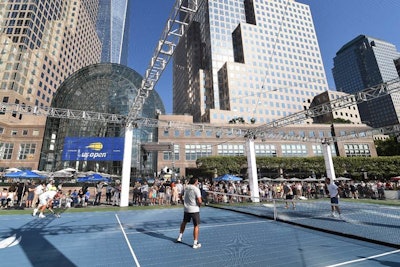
top-left (163, 129), bottom-right (169, 136)
top-left (163, 144), bottom-right (179, 161)
top-left (344, 144), bottom-right (371, 157)
top-left (185, 144), bottom-right (212, 160)
top-left (32, 130), bottom-right (39, 136)
top-left (11, 130), bottom-right (18, 136)
top-left (255, 144), bottom-right (277, 157)
top-left (22, 129), bottom-right (28, 136)
top-left (217, 144), bottom-right (244, 156)
top-left (18, 143), bottom-right (36, 160)
top-left (0, 143), bottom-right (14, 160)
top-left (281, 144), bottom-right (307, 157)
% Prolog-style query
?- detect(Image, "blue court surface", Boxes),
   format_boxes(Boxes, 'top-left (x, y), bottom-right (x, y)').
top-left (0, 206), bottom-right (399, 267)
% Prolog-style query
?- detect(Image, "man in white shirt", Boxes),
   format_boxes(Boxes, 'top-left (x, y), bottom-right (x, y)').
top-left (32, 182), bottom-right (45, 208)
top-left (325, 177), bottom-right (342, 218)
top-left (176, 178), bottom-right (202, 249)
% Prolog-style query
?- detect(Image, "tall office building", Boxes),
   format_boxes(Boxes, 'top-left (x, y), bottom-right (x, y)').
top-left (332, 35), bottom-right (400, 128)
top-left (0, 1), bottom-right (104, 171)
top-left (173, 0), bottom-right (329, 124)
top-left (96, 0), bottom-right (130, 64)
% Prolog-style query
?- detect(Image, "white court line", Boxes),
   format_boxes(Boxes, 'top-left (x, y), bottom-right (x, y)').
top-left (125, 219), bottom-right (271, 235)
top-left (325, 249), bottom-right (400, 267)
top-left (115, 214), bottom-right (141, 267)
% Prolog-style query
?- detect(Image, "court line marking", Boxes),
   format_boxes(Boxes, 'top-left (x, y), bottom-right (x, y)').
top-left (126, 219), bottom-right (271, 235)
top-left (325, 249), bottom-right (400, 267)
top-left (115, 214), bottom-right (141, 267)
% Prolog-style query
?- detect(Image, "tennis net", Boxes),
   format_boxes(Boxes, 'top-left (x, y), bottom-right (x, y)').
top-left (205, 190), bottom-right (400, 248)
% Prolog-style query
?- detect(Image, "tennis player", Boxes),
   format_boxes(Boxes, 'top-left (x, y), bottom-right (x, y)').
top-left (33, 190), bottom-right (61, 218)
top-left (176, 177), bottom-right (202, 249)
top-left (325, 177), bottom-right (342, 219)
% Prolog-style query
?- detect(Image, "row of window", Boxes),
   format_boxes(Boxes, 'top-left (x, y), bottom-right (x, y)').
top-left (161, 143), bottom-right (364, 161)
top-left (0, 142), bottom-right (37, 160)
top-left (163, 128), bottom-right (334, 139)
top-left (0, 126), bottom-right (40, 137)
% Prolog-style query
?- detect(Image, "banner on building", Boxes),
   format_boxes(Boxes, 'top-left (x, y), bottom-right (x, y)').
top-left (62, 137), bottom-right (124, 161)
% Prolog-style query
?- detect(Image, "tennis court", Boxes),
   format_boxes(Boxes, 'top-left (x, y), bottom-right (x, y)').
top-left (0, 206), bottom-right (399, 267)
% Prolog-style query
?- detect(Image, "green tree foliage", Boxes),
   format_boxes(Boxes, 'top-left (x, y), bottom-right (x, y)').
top-left (332, 118), bottom-right (352, 124)
top-left (375, 136), bottom-right (400, 156)
top-left (196, 155), bottom-right (400, 180)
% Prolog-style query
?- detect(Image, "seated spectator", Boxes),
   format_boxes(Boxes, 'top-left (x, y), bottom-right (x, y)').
top-left (64, 190), bottom-right (73, 208)
top-left (70, 189), bottom-right (79, 207)
top-left (1, 188), bottom-right (8, 208)
top-left (7, 189), bottom-right (16, 208)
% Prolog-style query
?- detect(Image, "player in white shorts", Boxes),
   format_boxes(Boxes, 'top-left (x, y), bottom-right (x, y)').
top-left (33, 190), bottom-right (61, 218)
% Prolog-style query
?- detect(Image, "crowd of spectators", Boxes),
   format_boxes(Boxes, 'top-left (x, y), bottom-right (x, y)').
top-left (1, 177), bottom-right (399, 210)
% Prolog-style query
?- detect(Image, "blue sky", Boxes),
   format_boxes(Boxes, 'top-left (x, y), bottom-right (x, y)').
top-left (129, 0), bottom-right (400, 114)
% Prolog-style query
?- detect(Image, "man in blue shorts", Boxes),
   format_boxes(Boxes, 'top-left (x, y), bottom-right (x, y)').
top-left (325, 177), bottom-right (342, 219)
top-left (176, 177), bottom-right (202, 249)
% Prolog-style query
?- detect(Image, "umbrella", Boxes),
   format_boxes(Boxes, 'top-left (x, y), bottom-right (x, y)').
top-left (77, 173), bottom-right (110, 183)
top-left (4, 170), bottom-right (45, 207)
top-left (289, 177), bottom-right (302, 182)
top-left (391, 176), bottom-right (400, 181)
top-left (53, 170), bottom-right (74, 178)
top-left (213, 174), bottom-right (243, 182)
top-left (4, 170), bottom-right (45, 179)
top-left (273, 177), bottom-right (287, 182)
top-left (59, 167), bottom-right (77, 173)
top-left (335, 177), bottom-right (351, 181)
top-left (5, 168), bottom-right (21, 173)
top-left (259, 177), bottom-right (273, 181)
top-left (303, 177), bottom-right (318, 182)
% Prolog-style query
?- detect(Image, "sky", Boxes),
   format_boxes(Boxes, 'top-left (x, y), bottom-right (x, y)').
top-left (129, 0), bottom-right (400, 114)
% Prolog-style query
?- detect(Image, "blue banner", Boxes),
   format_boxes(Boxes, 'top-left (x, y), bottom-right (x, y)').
top-left (62, 137), bottom-right (124, 161)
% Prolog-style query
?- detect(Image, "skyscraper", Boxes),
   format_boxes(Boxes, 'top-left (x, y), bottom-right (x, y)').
top-left (332, 35), bottom-right (400, 128)
top-left (96, 0), bottom-right (130, 64)
top-left (173, 0), bottom-right (329, 124)
top-left (0, 0), bottom-right (128, 171)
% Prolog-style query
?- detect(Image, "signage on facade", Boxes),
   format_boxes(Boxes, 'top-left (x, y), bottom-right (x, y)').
top-left (61, 137), bottom-right (124, 161)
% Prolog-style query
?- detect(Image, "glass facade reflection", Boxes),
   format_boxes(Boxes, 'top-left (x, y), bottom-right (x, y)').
top-left (97, 0), bottom-right (129, 64)
top-left (333, 35), bottom-right (400, 127)
top-left (39, 63), bottom-right (165, 176)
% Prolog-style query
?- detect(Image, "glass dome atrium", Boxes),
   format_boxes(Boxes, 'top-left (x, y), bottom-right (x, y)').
top-left (39, 63), bottom-right (165, 176)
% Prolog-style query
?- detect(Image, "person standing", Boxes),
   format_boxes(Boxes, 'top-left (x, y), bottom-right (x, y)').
top-left (106, 183), bottom-right (113, 205)
top-left (94, 182), bottom-right (104, 205)
top-left (32, 182), bottom-right (45, 208)
top-left (325, 177), bottom-right (342, 219)
top-left (25, 181), bottom-right (36, 208)
top-left (283, 182), bottom-right (295, 209)
top-left (176, 177), bottom-right (202, 249)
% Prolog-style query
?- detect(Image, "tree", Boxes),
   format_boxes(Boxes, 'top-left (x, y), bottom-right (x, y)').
top-left (375, 136), bottom-right (400, 156)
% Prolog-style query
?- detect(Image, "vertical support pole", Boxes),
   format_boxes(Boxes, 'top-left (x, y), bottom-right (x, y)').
top-left (120, 124), bottom-right (133, 207)
top-left (322, 140), bottom-right (336, 181)
top-left (245, 138), bottom-right (260, 202)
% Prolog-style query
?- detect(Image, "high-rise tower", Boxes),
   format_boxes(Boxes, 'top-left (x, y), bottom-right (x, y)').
top-left (332, 35), bottom-right (400, 128)
top-left (173, 0), bottom-right (329, 124)
top-left (0, 0), bottom-right (103, 171)
top-left (96, 0), bottom-right (130, 64)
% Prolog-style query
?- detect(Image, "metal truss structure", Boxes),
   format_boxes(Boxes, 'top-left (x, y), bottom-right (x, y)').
top-left (126, 0), bottom-right (203, 124)
top-left (251, 78), bottom-right (400, 138)
top-left (2, 78), bottom-right (400, 142)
